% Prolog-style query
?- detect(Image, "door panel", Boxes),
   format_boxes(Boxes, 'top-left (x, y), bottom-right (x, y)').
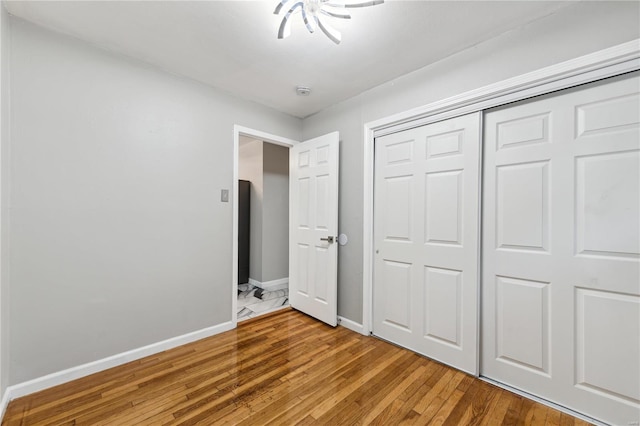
top-left (495, 276), bottom-right (550, 375)
top-left (575, 151), bottom-right (639, 257)
top-left (373, 112), bottom-right (481, 374)
top-left (382, 260), bottom-right (412, 330)
top-left (290, 132), bottom-right (339, 326)
top-left (425, 170), bottom-right (462, 245)
top-left (424, 266), bottom-right (462, 347)
top-left (482, 73), bottom-right (640, 426)
top-left (576, 288), bottom-right (640, 402)
top-left (496, 161), bottom-right (549, 251)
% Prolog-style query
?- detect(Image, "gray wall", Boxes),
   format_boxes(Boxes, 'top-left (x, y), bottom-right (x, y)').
top-left (8, 17), bottom-right (301, 385)
top-left (261, 143), bottom-right (289, 282)
top-left (238, 137), bottom-right (264, 282)
top-left (301, 1), bottom-right (640, 324)
top-left (0, 3), bottom-right (9, 396)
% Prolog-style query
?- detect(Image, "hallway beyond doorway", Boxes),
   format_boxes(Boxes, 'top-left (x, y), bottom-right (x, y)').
top-left (237, 283), bottom-right (289, 321)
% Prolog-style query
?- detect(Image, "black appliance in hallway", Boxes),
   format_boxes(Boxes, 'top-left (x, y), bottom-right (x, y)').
top-left (238, 179), bottom-right (250, 285)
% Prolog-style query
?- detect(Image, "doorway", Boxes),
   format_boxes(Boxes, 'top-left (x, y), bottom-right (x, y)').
top-left (232, 126), bottom-right (341, 327)
top-left (237, 136), bottom-right (290, 321)
top-left (232, 126), bottom-right (298, 326)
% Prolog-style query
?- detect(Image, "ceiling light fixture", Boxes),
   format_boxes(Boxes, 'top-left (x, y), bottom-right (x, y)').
top-left (274, 0), bottom-right (384, 45)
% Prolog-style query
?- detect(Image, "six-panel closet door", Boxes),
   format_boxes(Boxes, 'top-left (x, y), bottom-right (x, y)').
top-left (373, 112), bottom-right (481, 375)
top-left (481, 73), bottom-right (640, 426)
top-left (372, 73), bottom-right (639, 425)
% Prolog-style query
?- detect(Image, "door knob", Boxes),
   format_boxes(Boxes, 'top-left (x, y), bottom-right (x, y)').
top-left (320, 236), bottom-right (335, 244)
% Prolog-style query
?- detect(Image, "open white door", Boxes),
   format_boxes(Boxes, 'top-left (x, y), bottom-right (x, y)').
top-left (289, 132), bottom-right (339, 326)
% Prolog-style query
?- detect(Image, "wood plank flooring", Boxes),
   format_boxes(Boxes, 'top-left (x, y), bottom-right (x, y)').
top-left (3, 309), bottom-right (591, 425)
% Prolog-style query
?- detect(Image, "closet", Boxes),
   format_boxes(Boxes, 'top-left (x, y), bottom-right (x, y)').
top-left (372, 72), bottom-right (639, 425)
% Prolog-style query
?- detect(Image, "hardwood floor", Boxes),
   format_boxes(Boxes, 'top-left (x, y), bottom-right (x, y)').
top-left (3, 309), bottom-right (591, 425)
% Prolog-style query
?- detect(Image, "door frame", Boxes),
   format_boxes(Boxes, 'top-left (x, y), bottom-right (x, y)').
top-left (361, 39), bottom-right (640, 336)
top-left (232, 125), bottom-right (298, 327)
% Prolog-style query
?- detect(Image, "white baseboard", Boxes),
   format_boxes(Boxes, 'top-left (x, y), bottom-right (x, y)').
top-left (0, 387), bottom-right (11, 422)
top-left (248, 277), bottom-right (288, 291)
top-left (338, 316), bottom-right (366, 335)
top-left (5, 320), bottom-right (234, 401)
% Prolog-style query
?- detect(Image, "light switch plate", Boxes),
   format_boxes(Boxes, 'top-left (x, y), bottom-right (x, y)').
top-left (221, 189), bottom-right (229, 202)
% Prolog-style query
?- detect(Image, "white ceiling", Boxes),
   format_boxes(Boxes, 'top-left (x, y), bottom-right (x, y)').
top-left (5, 0), bottom-right (575, 118)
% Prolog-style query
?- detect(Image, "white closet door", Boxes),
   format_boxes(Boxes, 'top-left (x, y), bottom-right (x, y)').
top-left (482, 73), bottom-right (640, 425)
top-left (373, 112), bottom-right (481, 374)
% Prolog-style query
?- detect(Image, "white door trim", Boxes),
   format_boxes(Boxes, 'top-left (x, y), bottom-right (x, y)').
top-left (362, 39), bottom-right (640, 335)
top-left (232, 125), bottom-right (298, 327)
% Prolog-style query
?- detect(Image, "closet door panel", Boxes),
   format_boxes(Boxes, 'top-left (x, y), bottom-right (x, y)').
top-left (482, 73), bottom-right (640, 426)
top-left (374, 112), bottom-right (481, 374)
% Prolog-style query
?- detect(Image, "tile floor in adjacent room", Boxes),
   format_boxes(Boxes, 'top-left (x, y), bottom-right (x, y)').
top-left (237, 283), bottom-right (289, 321)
